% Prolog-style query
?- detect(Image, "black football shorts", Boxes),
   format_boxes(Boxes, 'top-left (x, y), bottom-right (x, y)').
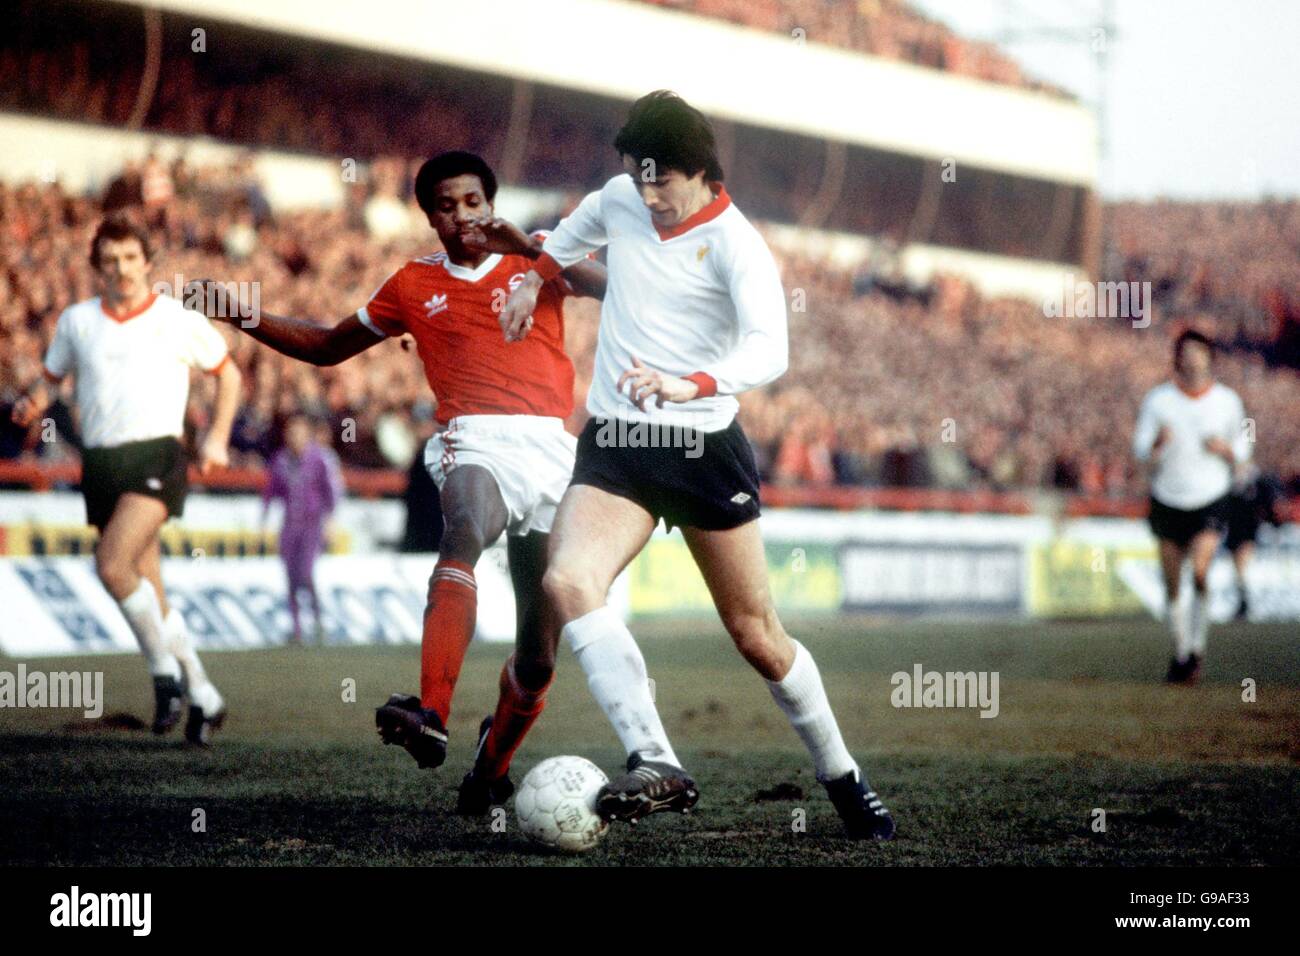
top-left (570, 416), bottom-right (761, 532)
top-left (1147, 494), bottom-right (1230, 548)
top-left (81, 435), bottom-right (188, 531)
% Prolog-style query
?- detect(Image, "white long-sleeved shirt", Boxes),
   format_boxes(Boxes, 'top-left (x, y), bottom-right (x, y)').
top-left (536, 174), bottom-right (788, 432)
top-left (1132, 380), bottom-right (1251, 509)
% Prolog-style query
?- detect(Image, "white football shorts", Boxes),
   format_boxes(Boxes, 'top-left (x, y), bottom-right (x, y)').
top-left (424, 414), bottom-right (577, 536)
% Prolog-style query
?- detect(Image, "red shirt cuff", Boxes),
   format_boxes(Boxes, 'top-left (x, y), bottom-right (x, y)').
top-left (206, 354), bottom-right (231, 375)
top-left (684, 372), bottom-right (717, 399)
top-left (534, 253), bottom-right (564, 283)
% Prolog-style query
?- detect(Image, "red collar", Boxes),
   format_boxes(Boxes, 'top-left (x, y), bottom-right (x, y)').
top-left (102, 292), bottom-right (157, 323)
top-left (654, 183), bottom-right (731, 241)
top-left (1176, 380), bottom-right (1213, 399)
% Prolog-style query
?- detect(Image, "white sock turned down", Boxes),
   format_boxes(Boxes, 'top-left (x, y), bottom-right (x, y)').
top-left (562, 606), bottom-right (681, 768)
top-left (766, 640), bottom-right (857, 782)
top-left (164, 608), bottom-right (224, 716)
top-left (118, 580), bottom-right (181, 681)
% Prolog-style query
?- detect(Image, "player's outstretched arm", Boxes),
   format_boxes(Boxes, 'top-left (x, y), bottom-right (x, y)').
top-left (193, 279), bottom-right (379, 366)
top-left (463, 216), bottom-right (606, 299)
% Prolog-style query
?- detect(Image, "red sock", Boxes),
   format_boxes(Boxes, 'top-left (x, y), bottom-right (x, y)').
top-left (419, 559), bottom-right (477, 720)
top-left (478, 655), bottom-right (551, 781)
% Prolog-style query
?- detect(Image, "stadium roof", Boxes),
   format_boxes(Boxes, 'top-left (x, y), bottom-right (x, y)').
top-left (105, 0), bottom-right (1098, 187)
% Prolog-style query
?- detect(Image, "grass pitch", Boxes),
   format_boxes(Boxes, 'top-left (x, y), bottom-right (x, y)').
top-left (2, 617), bottom-right (1297, 866)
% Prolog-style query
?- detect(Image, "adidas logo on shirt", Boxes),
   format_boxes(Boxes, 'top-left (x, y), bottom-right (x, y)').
top-left (424, 294), bottom-right (448, 317)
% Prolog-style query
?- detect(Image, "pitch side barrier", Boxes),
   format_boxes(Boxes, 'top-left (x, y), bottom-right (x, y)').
top-left (12, 460), bottom-right (1296, 520)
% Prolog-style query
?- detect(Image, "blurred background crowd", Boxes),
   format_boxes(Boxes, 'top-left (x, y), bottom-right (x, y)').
top-left (3, 158), bottom-right (1298, 499)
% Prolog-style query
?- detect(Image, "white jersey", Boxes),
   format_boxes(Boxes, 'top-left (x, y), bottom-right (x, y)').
top-left (42, 293), bottom-right (230, 449)
top-left (537, 174), bottom-right (788, 433)
top-left (1132, 381), bottom-right (1251, 510)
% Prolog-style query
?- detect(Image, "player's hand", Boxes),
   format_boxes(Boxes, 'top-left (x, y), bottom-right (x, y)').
top-left (189, 278), bottom-right (243, 324)
top-left (10, 395), bottom-right (43, 428)
top-left (198, 436), bottom-right (229, 476)
top-left (617, 357), bottom-right (700, 411)
top-left (461, 216), bottom-right (533, 257)
top-left (1204, 436), bottom-right (1234, 462)
top-left (500, 272), bottom-right (542, 342)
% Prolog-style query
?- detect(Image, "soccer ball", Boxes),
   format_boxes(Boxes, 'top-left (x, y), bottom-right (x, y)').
top-left (515, 755), bottom-right (610, 853)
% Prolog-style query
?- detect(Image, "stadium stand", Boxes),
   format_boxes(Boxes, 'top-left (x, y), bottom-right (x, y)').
top-left (632, 0), bottom-right (1068, 95)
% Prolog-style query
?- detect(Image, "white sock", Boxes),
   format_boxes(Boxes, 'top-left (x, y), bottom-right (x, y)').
top-left (562, 607), bottom-right (680, 767)
top-left (1167, 592), bottom-right (1191, 663)
top-left (767, 640), bottom-right (857, 781)
top-left (164, 608), bottom-right (224, 716)
top-left (119, 580), bottom-right (181, 680)
top-left (1189, 591), bottom-right (1210, 656)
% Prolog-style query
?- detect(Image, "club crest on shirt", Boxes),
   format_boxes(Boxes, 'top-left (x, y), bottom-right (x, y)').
top-left (424, 294), bottom-right (448, 318)
top-left (697, 245), bottom-right (710, 262)
top-left (507, 273), bottom-right (528, 292)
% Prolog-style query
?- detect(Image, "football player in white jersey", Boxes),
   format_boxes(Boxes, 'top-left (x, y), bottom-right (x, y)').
top-left (11, 215), bottom-right (240, 742)
top-left (502, 91), bottom-right (895, 839)
top-left (1132, 330), bottom-right (1251, 683)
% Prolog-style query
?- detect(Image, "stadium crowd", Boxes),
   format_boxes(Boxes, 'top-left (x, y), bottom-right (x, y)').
top-left (3, 159), bottom-right (1298, 499)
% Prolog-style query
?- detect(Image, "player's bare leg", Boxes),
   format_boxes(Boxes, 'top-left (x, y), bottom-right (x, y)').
top-left (96, 493), bottom-right (185, 732)
top-left (683, 519), bottom-right (895, 839)
top-left (1185, 528), bottom-right (1222, 679)
top-left (138, 536), bottom-right (225, 740)
top-left (1232, 541), bottom-right (1255, 619)
top-left (377, 464), bottom-right (508, 769)
top-left (543, 484), bottom-right (697, 821)
top-left (457, 531), bottom-right (558, 815)
top-left (1157, 538), bottom-right (1194, 682)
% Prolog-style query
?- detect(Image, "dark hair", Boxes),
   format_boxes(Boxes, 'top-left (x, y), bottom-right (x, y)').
top-left (614, 90), bottom-right (724, 182)
top-left (414, 151), bottom-right (497, 214)
top-left (89, 213), bottom-right (152, 269)
top-left (1174, 328), bottom-right (1214, 361)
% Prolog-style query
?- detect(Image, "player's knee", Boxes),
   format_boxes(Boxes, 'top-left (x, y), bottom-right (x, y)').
top-left (95, 552), bottom-right (134, 598)
top-left (542, 563), bottom-right (602, 619)
top-left (438, 514), bottom-right (488, 564)
top-left (724, 607), bottom-right (786, 670)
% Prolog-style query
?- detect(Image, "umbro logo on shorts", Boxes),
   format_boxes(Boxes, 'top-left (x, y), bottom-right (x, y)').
top-left (730, 492), bottom-right (751, 505)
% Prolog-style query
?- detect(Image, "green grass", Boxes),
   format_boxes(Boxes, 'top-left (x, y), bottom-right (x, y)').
top-left (2, 618), bottom-right (1298, 865)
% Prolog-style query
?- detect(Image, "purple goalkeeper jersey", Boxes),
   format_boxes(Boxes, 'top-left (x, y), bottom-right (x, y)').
top-left (264, 443), bottom-right (343, 529)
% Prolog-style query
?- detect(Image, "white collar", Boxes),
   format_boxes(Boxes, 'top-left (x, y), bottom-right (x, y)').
top-left (440, 254), bottom-right (502, 282)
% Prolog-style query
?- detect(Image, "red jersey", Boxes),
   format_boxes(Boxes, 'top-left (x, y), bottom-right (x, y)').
top-left (359, 245), bottom-right (574, 423)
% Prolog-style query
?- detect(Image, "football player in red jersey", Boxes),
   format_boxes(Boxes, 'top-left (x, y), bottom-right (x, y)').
top-left (197, 152), bottom-right (605, 814)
